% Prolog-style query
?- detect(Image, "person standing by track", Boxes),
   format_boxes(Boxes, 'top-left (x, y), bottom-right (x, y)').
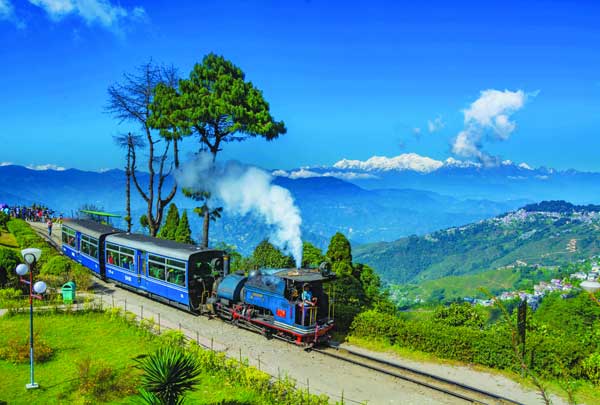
top-left (47, 217), bottom-right (53, 237)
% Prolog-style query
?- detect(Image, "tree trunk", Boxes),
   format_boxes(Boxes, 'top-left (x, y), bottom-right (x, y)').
top-left (125, 147), bottom-right (132, 233)
top-left (202, 209), bottom-right (209, 249)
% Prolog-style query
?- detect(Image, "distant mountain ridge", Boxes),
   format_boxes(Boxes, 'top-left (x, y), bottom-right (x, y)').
top-left (275, 154), bottom-right (600, 202)
top-left (354, 200), bottom-right (600, 284)
top-left (0, 164), bottom-right (525, 254)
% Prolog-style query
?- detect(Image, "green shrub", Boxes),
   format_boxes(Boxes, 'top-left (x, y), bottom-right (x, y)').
top-left (350, 309), bottom-right (594, 381)
top-left (160, 330), bottom-right (187, 348)
top-left (0, 287), bottom-right (22, 303)
top-left (583, 352), bottom-right (600, 385)
top-left (0, 247), bottom-right (21, 288)
top-left (41, 255), bottom-right (72, 276)
top-left (74, 357), bottom-right (136, 402)
top-left (0, 332), bottom-right (53, 364)
top-left (71, 264), bottom-right (92, 291)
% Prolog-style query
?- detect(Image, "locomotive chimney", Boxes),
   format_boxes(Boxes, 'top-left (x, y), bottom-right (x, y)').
top-left (223, 255), bottom-right (230, 276)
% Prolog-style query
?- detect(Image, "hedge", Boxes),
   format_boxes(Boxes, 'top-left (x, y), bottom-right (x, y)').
top-left (350, 309), bottom-right (593, 381)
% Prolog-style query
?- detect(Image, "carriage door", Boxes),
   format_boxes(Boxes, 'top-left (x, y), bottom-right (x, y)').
top-left (137, 251), bottom-right (148, 289)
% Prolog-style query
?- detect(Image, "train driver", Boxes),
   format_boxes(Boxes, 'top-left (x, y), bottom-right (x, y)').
top-left (302, 283), bottom-right (317, 306)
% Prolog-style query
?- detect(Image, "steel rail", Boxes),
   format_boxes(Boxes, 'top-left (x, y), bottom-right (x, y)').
top-left (312, 346), bottom-right (524, 405)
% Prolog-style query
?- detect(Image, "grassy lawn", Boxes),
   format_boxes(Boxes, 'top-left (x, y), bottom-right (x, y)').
top-left (0, 311), bottom-right (276, 404)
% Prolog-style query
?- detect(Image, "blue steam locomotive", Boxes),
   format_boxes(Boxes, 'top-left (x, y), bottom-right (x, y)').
top-left (61, 218), bottom-right (334, 345)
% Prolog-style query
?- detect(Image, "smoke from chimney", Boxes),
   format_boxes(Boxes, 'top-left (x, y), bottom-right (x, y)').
top-left (176, 153), bottom-right (303, 267)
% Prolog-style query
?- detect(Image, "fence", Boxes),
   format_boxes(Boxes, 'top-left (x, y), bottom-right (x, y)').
top-left (1, 292), bottom-right (364, 404)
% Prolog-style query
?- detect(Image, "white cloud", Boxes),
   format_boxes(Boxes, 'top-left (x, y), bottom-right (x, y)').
top-left (28, 0), bottom-right (146, 32)
top-left (452, 89), bottom-right (533, 163)
top-left (334, 153), bottom-right (444, 173)
top-left (0, 161), bottom-right (13, 166)
top-left (26, 163), bottom-right (66, 171)
top-left (0, 0), bottom-right (25, 28)
top-left (427, 116), bottom-right (445, 133)
top-left (413, 127), bottom-right (422, 136)
top-left (518, 162), bottom-right (533, 170)
top-left (443, 157), bottom-right (481, 168)
top-left (0, 0), bottom-right (13, 19)
top-left (29, 0), bottom-right (74, 17)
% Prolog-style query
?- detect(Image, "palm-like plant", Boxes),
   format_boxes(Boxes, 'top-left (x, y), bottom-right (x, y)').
top-left (136, 346), bottom-right (202, 405)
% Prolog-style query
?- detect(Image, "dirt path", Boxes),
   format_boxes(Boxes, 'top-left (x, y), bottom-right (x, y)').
top-left (27, 221), bottom-right (568, 404)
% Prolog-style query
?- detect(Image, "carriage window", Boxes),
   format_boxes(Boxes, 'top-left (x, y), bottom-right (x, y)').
top-left (106, 242), bottom-right (135, 272)
top-left (166, 267), bottom-right (186, 286)
top-left (80, 234), bottom-right (98, 258)
top-left (148, 255), bottom-right (166, 281)
top-left (148, 254), bottom-right (186, 286)
top-left (62, 226), bottom-right (77, 249)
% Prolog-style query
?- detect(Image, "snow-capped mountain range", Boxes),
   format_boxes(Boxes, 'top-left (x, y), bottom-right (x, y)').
top-left (273, 153), bottom-right (597, 202)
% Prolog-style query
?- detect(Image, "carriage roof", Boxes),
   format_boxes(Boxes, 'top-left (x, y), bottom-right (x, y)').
top-left (62, 218), bottom-right (121, 239)
top-left (105, 232), bottom-right (222, 261)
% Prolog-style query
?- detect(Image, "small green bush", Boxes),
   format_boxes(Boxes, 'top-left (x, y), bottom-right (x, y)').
top-left (0, 247), bottom-right (21, 288)
top-left (0, 332), bottom-right (53, 364)
top-left (71, 264), bottom-right (92, 291)
top-left (160, 330), bottom-right (186, 348)
top-left (74, 357), bottom-right (136, 402)
top-left (41, 255), bottom-right (72, 276)
top-left (0, 287), bottom-right (22, 303)
top-left (583, 352), bottom-right (600, 385)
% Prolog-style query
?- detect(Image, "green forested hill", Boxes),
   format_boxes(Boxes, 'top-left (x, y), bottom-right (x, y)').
top-left (354, 202), bottom-right (600, 284)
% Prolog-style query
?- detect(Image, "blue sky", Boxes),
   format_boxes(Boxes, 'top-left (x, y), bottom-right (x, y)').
top-left (1, 0), bottom-right (599, 171)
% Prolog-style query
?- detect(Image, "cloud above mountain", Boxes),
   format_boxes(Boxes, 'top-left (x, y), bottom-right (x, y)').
top-left (427, 116), bottom-right (445, 133)
top-left (17, 0), bottom-right (148, 32)
top-left (452, 89), bottom-right (534, 164)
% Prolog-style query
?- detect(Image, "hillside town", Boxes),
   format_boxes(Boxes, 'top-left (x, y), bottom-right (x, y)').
top-left (468, 261), bottom-right (600, 310)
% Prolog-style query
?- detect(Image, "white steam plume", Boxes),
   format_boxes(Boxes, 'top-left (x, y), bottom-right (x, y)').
top-left (176, 153), bottom-right (303, 267)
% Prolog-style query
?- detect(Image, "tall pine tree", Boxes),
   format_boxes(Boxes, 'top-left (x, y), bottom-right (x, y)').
top-left (158, 204), bottom-right (180, 241)
top-left (175, 210), bottom-right (194, 244)
top-left (326, 232), bottom-right (353, 276)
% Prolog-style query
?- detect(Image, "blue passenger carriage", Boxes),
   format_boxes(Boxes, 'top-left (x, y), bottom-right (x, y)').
top-left (61, 219), bottom-right (120, 277)
top-left (103, 233), bottom-right (224, 311)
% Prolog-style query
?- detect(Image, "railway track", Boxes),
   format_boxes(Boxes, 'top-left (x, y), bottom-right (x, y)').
top-left (312, 345), bottom-right (524, 405)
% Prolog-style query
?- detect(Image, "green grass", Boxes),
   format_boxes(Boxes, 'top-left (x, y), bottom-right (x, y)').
top-left (0, 311), bottom-right (285, 404)
top-left (0, 232), bottom-right (18, 249)
top-left (0, 311), bottom-right (160, 404)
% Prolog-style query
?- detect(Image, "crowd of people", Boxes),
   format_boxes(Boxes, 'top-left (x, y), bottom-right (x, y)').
top-left (0, 204), bottom-right (59, 223)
